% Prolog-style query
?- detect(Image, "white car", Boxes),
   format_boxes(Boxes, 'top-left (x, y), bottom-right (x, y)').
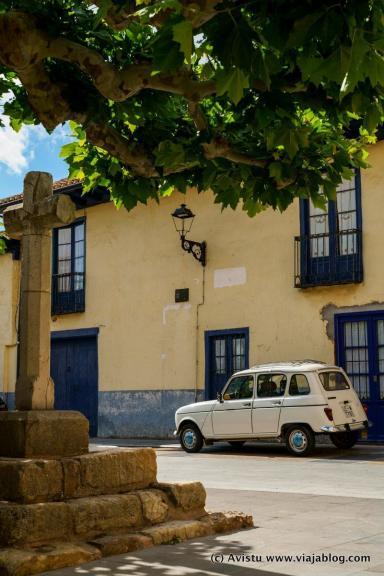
top-left (175, 361), bottom-right (369, 456)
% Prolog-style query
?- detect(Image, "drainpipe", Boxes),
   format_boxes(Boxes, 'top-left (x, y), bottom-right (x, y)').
top-left (195, 266), bottom-right (205, 402)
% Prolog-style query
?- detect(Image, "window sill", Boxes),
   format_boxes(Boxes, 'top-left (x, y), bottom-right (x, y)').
top-left (295, 273), bottom-right (363, 289)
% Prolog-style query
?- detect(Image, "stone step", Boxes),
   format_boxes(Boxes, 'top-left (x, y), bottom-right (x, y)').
top-left (0, 513), bottom-right (254, 576)
top-left (0, 449), bottom-right (156, 503)
top-left (0, 483), bottom-right (207, 547)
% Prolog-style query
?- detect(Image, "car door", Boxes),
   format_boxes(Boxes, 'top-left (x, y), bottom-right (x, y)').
top-left (212, 374), bottom-right (254, 436)
top-left (252, 373), bottom-right (287, 435)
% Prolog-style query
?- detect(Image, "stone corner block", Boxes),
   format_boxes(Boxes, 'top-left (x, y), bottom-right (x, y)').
top-left (89, 533), bottom-right (153, 557)
top-left (0, 458), bottom-right (63, 504)
top-left (156, 481), bottom-right (206, 512)
top-left (0, 410), bottom-right (89, 458)
top-left (0, 542), bottom-right (101, 576)
top-left (0, 448), bottom-right (157, 504)
top-left (137, 490), bottom-right (169, 524)
top-left (63, 447), bottom-right (157, 500)
top-left (201, 511), bottom-right (254, 534)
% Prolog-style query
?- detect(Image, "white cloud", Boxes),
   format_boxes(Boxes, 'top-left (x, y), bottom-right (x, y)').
top-left (0, 115), bottom-right (31, 174)
top-left (0, 88), bottom-right (71, 174)
top-left (0, 111), bottom-right (69, 175)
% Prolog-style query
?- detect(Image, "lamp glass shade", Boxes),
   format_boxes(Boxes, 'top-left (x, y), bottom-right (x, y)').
top-left (171, 204), bottom-right (195, 235)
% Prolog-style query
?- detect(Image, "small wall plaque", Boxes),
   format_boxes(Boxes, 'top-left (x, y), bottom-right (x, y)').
top-left (175, 288), bottom-right (189, 303)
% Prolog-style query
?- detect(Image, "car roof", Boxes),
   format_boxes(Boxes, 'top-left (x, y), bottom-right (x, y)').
top-left (236, 360), bottom-right (342, 375)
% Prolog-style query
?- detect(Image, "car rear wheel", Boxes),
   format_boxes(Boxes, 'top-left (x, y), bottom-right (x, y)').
top-left (330, 431), bottom-right (358, 449)
top-left (180, 424), bottom-right (204, 453)
top-left (285, 425), bottom-right (315, 456)
top-left (228, 441), bottom-right (245, 448)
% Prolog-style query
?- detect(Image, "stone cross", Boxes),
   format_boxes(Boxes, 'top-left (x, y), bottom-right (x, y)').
top-left (3, 172), bottom-right (76, 410)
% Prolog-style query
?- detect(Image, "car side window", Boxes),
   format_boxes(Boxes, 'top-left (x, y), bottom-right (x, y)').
top-left (257, 374), bottom-right (287, 398)
top-left (289, 374), bottom-right (310, 396)
top-left (223, 376), bottom-right (254, 401)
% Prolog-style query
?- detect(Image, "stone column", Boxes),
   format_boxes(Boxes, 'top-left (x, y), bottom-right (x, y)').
top-left (0, 172), bottom-right (89, 457)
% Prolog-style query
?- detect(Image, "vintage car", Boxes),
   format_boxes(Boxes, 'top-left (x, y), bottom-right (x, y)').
top-left (175, 361), bottom-right (369, 456)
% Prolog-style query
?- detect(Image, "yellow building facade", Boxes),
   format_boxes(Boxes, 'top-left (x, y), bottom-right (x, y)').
top-left (1, 142), bottom-right (384, 439)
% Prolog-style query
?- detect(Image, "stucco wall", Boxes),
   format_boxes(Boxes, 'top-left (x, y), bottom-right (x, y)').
top-left (1, 141), bottom-right (384, 435)
top-left (0, 253), bottom-right (19, 399)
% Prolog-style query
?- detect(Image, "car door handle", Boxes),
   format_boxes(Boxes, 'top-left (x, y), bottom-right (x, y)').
top-left (272, 400), bottom-right (282, 405)
top-left (242, 402), bottom-right (251, 407)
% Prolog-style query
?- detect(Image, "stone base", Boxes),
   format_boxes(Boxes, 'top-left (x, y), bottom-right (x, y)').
top-left (0, 411), bottom-right (88, 458)
top-left (0, 448), bottom-right (254, 575)
top-left (0, 514), bottom-right (253, 576)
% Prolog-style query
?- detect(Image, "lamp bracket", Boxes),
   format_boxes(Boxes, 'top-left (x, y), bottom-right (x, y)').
top-left (181, 236), bottom-right (206, 267)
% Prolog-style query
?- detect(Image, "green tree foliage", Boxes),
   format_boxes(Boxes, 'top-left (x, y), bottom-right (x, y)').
top-left (0, 1), bottom-right (383, 214)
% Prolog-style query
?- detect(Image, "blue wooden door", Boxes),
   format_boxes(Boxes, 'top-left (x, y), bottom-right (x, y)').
top-left (51, 333), bottom-right (98, 436)
top-left (205, 328), bottom-right (249, 399)
top-left (336, 312), bottom-right (384, 440)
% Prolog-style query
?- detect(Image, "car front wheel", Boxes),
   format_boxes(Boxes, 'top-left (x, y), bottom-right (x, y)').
top-left (285, 425), bottom-right (315, 456)
top-left (180, 424), bottom-right (204, 453)
top-left (330, 431), bottom-right (358, 449)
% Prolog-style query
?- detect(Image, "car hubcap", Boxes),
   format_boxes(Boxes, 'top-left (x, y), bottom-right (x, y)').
top-left (183, 429), bottom-right (196, 449)
top-left (290, 430), bottom-right (307, 452)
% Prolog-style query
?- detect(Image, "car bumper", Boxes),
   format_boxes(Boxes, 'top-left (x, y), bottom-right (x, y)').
top-left (320, 420), bottom-right (369, 433)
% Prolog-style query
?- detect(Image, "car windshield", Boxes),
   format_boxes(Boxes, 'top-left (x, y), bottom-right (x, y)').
top-left (319, 371), bottom-right (350, 391)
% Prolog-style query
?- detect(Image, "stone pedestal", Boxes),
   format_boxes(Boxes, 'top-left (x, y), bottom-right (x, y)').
top-left (0, 448), bottom-right (253, 575)
top-left (0, 411), bottom-right (88, 458)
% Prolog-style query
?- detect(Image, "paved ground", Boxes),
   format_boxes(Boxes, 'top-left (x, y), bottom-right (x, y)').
top-left (44, 441), bottom-right (384, 576)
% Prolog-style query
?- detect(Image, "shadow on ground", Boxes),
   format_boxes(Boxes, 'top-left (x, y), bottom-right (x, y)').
top-left (91, 438), bottom-right (384, 462)
top-left (200, 442), bottom-right (384, 462)
top-left (46, 533), bottom-right (289, 576)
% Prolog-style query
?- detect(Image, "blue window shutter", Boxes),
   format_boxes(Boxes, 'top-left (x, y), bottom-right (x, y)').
top-left (295, 170), bottom-right (363, 287)
top-left (52, 217), bottom-right (86, 315)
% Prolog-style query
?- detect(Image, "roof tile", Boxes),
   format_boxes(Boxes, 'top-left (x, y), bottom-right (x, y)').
top-left (0, 178), bottom-right (82, 210)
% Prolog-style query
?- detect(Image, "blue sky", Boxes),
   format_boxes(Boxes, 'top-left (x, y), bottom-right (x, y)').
top-left (0, 117), bottom-right (73, 200)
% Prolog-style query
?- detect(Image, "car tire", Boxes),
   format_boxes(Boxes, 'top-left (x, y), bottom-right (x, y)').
top-left (180, 424), bottom-right (204, 453)
top-left (228, 441), bottom-right (245, 448)
top-left (285, 425), bottom-right (315, 457)
top-left (330, 431), bottom-right (358, 449)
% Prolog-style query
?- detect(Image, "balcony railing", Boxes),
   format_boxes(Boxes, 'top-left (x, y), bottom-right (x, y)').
top-left (52, 272), bottom-right (85, 315)
top-left (294, 229), bottom-right (363, 288)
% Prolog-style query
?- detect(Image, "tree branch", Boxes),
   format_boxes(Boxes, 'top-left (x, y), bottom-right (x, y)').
top-left (0, 12), bottom-right (216, 108)
top-left (85, 123), bottom-right (159, 177)
top-left (202, 139), bottom-right (267, 167)
top-left (16, 64), bottom-right (79, 131)
top-left (188, 101), bottom-right (209, 131)
top-left (90, 0), bottom-right (222, 30)
top-left (49, 37), bottom-right (216, 101)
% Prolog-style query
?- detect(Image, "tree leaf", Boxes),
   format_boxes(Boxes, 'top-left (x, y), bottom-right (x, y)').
top-left (59, 142), bottom-right (77, 159)
top-left (268, 162), bottom-right (282, 180)
top-left (216, 68), bottom-right (249, 104)
top-left (287, 11), bottom-right (323, 48)
top-left (172, 20), bottom-right (193, 64)
top-left (299, 46), bottom-right (351, 85)
top-left (341, 30), bottom-right (370, 95)
top-left (155, 141), bottom-right (185, 167)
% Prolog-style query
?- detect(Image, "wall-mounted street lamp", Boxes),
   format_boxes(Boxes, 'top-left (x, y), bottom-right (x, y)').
top-left (171, 204), bottom-right (206, 267)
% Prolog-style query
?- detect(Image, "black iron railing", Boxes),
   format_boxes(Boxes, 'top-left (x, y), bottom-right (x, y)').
top-left (52, 272), bottom-right (85, 315)
top-left (294, 229), bottom-right (363, 288)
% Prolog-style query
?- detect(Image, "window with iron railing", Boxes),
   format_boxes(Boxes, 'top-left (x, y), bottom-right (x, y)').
top-left (52, 218), bottom-right (85, 314)
top-left (294, 171), bottom-right (363, 288)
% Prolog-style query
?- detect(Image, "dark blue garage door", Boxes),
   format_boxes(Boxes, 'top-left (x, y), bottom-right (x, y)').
top-left (335, 312), bottom-right (384, 441)
top-left (51, 329), bottom-right (99, 436)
